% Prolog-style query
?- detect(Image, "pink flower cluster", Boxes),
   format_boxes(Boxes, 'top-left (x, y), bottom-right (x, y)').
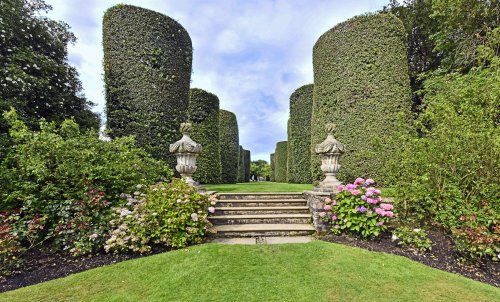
top-left (375, 207), bottom-right (394, 217)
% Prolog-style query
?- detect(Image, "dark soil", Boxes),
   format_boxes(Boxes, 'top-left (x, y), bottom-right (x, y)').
top-left (320, 230), bottom-right (500, 287)
top-left (2, 231), bottom-right (498, 293)
top-left (0, 245), bottom-right (171, 293)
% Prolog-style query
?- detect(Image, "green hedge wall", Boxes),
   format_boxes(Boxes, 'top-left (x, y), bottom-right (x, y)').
top-left (270, 153), bottom-right (275, 182)
top-left (288, 84), bottom-right (313, 184)
top-left (103, 4), bottom-right (192, 169)
top-left (237, 145), bottom-right (245, 183)
top-left (311, 13), bottom-right (411, 184)
top-left (219, 110), bottom-right (239, 183)
top-left (274, 141), bottom-right (288, 183)
top-left (188, 88), bottom-right (221, 184)
top-left (244, 149), bottom-right (251, 182)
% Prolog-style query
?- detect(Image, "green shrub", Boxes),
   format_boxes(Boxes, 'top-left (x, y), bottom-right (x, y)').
top-left (321, 178), bottom-right (394, 237)
top-left (274, 141), bottom-right (288, 183)
top-left (0, 109), bottom-right (172, 260)
top-left (288, 84), bottom-right (313, 184)
top-left (390, 63), bottom-right (500, 261)
top-left (105, 179), bottom-right (216, 252)
top-left (219, 110), bottom-right (239, 184)
top-left (237, 146), bottom-right (245, 183)
top-left (188, 88), bottom-right (221, 184)
top-left (270, 153), bottom-right (275, 182)
top-left (311, 13), bottom-right (411, 184)
top-left (103, 4), bottom-right (192, 168)
top-left (244, 149), bottom-right (251, 182)
top-left (392, 227), bottom-right (432, 253)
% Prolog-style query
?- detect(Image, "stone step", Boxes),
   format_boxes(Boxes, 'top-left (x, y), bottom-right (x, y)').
top-left (209, 213), bottom-right (311, 225)
top-left (217, 199), bottom-right (306, 207)
top-left (218, 193), bottom-right (304, 200)
top-left (215, 206), bottom-right (309, 215)
top-left (213, 223), bottom-right (315, 238)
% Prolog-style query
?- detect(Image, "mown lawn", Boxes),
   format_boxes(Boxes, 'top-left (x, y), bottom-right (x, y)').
top-left (2, 241), bottom-right (498, 302)
top-left (203, 182), bottom-right (314, 192)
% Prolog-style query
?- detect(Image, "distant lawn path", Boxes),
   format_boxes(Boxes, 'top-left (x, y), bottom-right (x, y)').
top-left (2, 241), bottom-right (498, 302)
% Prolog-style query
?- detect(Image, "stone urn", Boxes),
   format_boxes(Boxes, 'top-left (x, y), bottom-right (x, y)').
top-left (314, 123), bottom-right (345, 192)
top-left (169, 123), bottom-right (202, 186)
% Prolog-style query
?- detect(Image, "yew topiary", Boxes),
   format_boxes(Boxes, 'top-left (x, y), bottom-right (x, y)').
top-left (103, 4), bottom-right (192, 168)
top-left (288, 84), bottom-right (313, 184)
top-left (219, 110), bottom-right (239, 183)
top-left (274, 141), bottom-right (288, 183)
top-left (244, 149), bottom-right (251, 182)
top-left (237, 145), bottom-right (245, 183)
top-left (311, 13), bottom-right (411, 184)
top-left (270, 153), bottom-right (275, 182)
top-left (188, 88), bottom-right (221, 184)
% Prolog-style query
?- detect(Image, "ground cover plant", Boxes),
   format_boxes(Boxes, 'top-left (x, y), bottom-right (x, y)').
top-left (1, 241), bottom-right (499, 301)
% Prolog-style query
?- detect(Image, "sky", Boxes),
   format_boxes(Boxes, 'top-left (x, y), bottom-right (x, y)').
top-left (44, 0), bottom-right (390, 161)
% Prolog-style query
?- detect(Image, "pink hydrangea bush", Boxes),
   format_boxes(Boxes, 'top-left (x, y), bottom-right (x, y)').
top-left (105, 179), bottom-right (216, 252)
top-left (321, 178), bottom-right (394, 237)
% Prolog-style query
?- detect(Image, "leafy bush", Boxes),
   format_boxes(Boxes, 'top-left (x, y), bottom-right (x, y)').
top-left (392, 227), bottom-right (432, 253)
top-left (321, 178), bottom-right (394, 237)
top-left (288, 84), bottom-right (313, 184)
top-left (390, 62), bottom-right (499, 261)
top-left (103, 4), bottom-right (192, 168)
top-left (188, 88), bottom-right (221, 184)
top-left (274, 141), bottom-right (288, 183)
top-left (105, 179), bottom-right (216, 252)
top-left (219, 110), bottom-right (239, 184)
top-left (0, 109), bottom-right (172, 260)
top-left (311, 13), bottom-right (411, 184)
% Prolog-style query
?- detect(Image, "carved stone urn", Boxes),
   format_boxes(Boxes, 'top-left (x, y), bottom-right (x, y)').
top-left (314, 123), bottom-right (345, 192)
top-left (169, 123), bottom-right (202, 186)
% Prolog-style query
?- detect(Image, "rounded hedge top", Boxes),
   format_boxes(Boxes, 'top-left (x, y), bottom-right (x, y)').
top-left (311, 13), bottom-right (410, 184)
top-left (188, 88), bottom-right (221, 184)
top-left (103, 4), bottom-right (192, 169)
top-left (219, 109), bottom-right (239, 184)
top-left (288, 84), bottom-right (313, 184)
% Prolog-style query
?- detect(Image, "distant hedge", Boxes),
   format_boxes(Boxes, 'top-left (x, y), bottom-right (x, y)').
top-left (270, 153), bottom-right (275, 182)
top-left (219, 110), bottom-right (239, 183)
top-left (244, 149), bottom-right (251, 182)
top-left (274, 141), bottom-right (288, 183)
top-left (311, 13), bottom-right (411, 184)
top-left (288, 84), bottom-right (313, 184)
top-left (103, 4), bottom-right (192, 169)
top-left (188, 88), bottom-right (221, 184)
top-left (237, 145), bottom-right (245, 183)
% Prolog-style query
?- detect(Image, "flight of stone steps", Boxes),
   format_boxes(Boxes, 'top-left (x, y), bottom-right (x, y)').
top-left (209, 192), bottom-right (315, 238)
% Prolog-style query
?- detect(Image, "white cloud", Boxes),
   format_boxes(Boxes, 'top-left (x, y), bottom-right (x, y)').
top-left (44, 0), bottom-right (389, 161)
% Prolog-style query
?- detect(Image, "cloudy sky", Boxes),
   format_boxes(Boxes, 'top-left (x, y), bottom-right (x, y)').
top-left (44, 0), bottom-right (390, 161)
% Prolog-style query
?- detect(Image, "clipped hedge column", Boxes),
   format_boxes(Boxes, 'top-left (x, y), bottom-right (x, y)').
top-left (274, 141), bottom-right (288, 183)
top-left (270, 153), bottom-right (275, 182)
top-left (311, 13), bottom-right (411, 184)
top-left (237, 145), bottom-right (245, 183)
top-left (219, 110), bottom-right (239, 183)
top-left (244, 149), bottom-right (251, 182)
top-left (103, 4), bottom-right (192, 168)
top-left (188, 88), bottom-right (221, 184)
top-left (288, 84), bottom-right (313, 184)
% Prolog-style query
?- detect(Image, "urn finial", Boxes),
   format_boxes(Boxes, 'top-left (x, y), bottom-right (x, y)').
top-left (169, 123), bottom-right (202, 186)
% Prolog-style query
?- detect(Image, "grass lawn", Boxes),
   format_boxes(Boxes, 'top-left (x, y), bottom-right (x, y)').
top-left (203, 182), bottom-right (313, 192)
top-left (2, 241), bottom-right (498, 302)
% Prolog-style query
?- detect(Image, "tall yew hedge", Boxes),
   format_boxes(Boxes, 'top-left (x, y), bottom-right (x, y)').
top-left (188, 88), bottom-right (221, 184)
top-left (219, 110), bottom-right (239, 183)
top-left (244, 149), bottom-right (251, 182)
top-left (274, 141), bottom-right (288, 183)
top-left (103, 4), bottom-right (192, 168)
top-left (311, 13), bottom-right (411, 184)
top-left (237, 145), bottom-right (245, 183)
top-left (270, 153), bottom-right (275, 182)
top-left (288, 84), bottom-right (313, 184)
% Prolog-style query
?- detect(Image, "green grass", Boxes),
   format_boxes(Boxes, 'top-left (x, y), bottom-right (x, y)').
top-left (203, 182), bottom-right (313, 192)
top-left (2, 241), bottom-right (498, 302)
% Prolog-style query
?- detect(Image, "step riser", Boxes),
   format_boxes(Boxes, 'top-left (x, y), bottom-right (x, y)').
top-left (215, 209), bottom-right (310, 215)
top-left (217, 201), bottom-right (306, 207)
top-left (215, 230), bottom-right (314, 238)
top-left (218, 195), bottom-right (304, 200)
top-left (210, 218), bottom-right (311, 225)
